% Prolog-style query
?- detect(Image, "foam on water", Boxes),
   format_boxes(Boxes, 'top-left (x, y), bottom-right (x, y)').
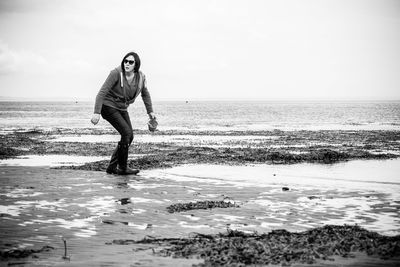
top-left (0, 155), bottom-right (107, 167)
top-left (130, 197), bottom-right (164, 204)
top-left (0, 205), bottom-right (21, 216)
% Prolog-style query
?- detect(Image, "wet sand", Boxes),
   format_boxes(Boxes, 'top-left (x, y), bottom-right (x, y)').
top-left (1, 129), bottom-right (400, 265)
top-left (1, 159), bottom-right (400, 266)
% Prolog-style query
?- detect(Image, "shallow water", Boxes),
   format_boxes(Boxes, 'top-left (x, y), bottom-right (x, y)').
top-left (44, 134), bottom-right (281, 149)
top-left (0, 159), bottom-right (400, 265)
top-left (159, 159), bottom-right (400, 192)
top-left (0, 155), bottom-right (108, 167)
top-left (45, 134), bottom-right (280, 143)
top-left (155, 159), bottom-right (400, 235)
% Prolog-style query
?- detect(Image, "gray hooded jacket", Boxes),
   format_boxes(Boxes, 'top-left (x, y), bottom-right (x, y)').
top-left (94, 66), bottom-right (153, 114)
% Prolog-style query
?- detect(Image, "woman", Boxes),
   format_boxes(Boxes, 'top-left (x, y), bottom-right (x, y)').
top-left (91, 51), bottom-right (155, 175)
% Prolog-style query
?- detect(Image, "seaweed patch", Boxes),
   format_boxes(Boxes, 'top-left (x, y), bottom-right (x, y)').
top-left (166, 200), bottom-right (240, 213)
top-left (0, 245), bottom-right (54, 259)
top-left (121, 225), bottom-right (400, 266)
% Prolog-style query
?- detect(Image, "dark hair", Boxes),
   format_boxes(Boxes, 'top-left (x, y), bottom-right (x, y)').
top-left (121, 51), bottom-right (141, 74)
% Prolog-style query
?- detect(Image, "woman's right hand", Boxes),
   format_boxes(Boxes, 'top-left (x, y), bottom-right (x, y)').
top-left (91, 113), bottom-right (100, 125)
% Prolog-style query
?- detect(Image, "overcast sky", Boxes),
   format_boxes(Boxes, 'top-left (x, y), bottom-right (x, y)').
top-left (0, 0), bottom-right (399, 101)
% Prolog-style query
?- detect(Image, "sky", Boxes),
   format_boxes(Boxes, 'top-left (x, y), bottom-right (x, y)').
top-left (0, 0), bottom-right (399, 101)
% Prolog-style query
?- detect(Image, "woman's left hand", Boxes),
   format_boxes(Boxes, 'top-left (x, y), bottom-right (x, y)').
top-left (148, 112), bottom-right (156, 119)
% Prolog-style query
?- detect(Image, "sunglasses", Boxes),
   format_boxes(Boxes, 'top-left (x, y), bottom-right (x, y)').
top-left (124, 59), bottom-right (135, 65)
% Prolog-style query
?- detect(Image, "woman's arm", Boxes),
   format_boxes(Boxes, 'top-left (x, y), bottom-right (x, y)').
top-left (141, 74), bottom-right (154, 117)
top-left (93, 70), bottom-right (118, 114)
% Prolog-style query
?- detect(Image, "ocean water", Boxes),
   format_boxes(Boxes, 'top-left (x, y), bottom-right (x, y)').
top-left (0, 100), bottom-right (399, 132)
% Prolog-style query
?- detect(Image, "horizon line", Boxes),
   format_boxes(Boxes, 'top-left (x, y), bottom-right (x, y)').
top-left (0, 96), bottom-right (399, 102)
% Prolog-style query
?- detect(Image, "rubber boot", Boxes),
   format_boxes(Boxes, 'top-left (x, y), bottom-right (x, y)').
top-left (116, 142), bottom-right (140, 175)
top-left (106, 146), bottom-right (119, 174)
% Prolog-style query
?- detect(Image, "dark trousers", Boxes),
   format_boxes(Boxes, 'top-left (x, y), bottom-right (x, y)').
top-left (101, 105), bottom-right (134, 170)
top-left (101, 105), bottom-right (133, 146)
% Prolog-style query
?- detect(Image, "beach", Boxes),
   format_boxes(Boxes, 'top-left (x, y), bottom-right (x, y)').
top-left (2, 0), bottom-right (400, 263)
top-left (1, 101), bottom-right (400, 266)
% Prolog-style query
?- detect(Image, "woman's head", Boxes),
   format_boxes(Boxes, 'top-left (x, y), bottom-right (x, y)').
top-left (121, 52), bottom-right (141, 74)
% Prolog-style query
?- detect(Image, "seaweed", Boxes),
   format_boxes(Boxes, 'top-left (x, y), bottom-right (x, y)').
top-left (121, 225), bottom-right (400, 266)
top-left (0, 246), bottom-right (54, 259)
top-left (57, 146), bottom-right (398, 172)
top-left (2, 129), bottom-right (399, 168)
top-left (166, 200), bottom-right (239, 213)
top-left (0, 146), bottom-right (20, 159)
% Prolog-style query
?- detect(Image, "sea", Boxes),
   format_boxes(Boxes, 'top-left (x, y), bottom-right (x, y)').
top-left (0, 100), bottom-right (400, 132)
